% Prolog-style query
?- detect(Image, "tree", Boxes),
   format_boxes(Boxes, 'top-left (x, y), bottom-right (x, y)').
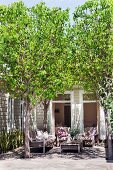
top-left (72, 0), bottom-right (113, 159)
top-left (0, 2), bottom-right (71, 157)
top-left (31, 3), bottom-right (72, 129)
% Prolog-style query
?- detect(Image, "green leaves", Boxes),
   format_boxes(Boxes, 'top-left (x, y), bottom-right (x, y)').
top-left (0, 1), bottom-right (71, 104)
top-left (72, 0), bottom-right (113, 92)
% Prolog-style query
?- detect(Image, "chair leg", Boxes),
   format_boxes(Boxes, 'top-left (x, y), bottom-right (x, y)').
top-left (43, 139), bottom-right (45, 154)
top-left (57, 137), bottom-right (60, 147)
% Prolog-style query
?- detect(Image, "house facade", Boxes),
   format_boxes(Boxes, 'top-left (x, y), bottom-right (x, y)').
top-left (0, 88), bottom-right (106, 140)
top-left (48, 88), bottom-right (106, 140)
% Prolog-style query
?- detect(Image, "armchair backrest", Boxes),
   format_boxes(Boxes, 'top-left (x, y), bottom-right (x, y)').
top-left (84, 127), bottom-right (97, 137)
top-left (55, 127), bottom-right (69, 138)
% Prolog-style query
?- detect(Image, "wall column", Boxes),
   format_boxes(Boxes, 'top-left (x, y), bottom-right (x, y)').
top-left (71, 91), bottom-right (75, 129)
top-left (99, 106), bottom-right (106, 140)
top-left (72, 89), bottom-right (84, 133)
top-left (79, 90), bottom-right (84, 133)
top-left (49, 101), bottom-right (55, 135)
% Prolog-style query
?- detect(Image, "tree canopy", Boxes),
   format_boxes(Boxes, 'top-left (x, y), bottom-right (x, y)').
top-left (0, 2), bottom-right (72, 103)
top-left (72, 0), bottom-right (113, 92)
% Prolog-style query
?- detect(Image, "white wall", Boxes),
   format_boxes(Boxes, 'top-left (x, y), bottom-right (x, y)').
top-left (99, 106), bottom-right (106, 140)
top-left (71, 89), bottom-right (84, 133)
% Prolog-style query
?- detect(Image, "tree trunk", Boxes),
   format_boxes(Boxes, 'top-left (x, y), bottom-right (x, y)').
top-left (24, 99), bottom-right (30, 158)
top-left (43, 100), bottom-right (50, 131)
top-left (104, 108), bottom-right (113, 160)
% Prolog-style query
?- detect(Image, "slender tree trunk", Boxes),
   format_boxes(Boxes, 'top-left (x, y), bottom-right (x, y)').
top-left (43, 100), bottom-right (50, 131)
top-left (104, 108), bottom-right (113, 160)
top-left (24, 99), bottom-right (30, 158)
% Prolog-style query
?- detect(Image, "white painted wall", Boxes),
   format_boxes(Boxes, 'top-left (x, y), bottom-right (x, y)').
top-left (71, 91), bottom-right (75, 128)
top-left (71, 89), bottom-right (84, 133)
top-left (79, 90), bottom-right (84, 133)
top-left (49, 101), bottom-right (55, 135)
top-left (99, 106), bottom-right (106, 140)
top-left (36, 103), bottom-right (44, 130)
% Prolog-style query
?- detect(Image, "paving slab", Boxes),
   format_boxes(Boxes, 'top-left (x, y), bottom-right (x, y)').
top-left (0, 157), bottom-right (113, 170)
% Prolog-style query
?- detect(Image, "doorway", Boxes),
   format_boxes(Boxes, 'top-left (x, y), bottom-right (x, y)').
top-left (64, 105), bottom-right (71, 127)
top-left (54, 103), bottom-right (71, 127)
top-left (83, 102), bottom-right (97, 128)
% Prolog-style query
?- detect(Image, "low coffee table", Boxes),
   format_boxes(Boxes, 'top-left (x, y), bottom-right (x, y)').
top-left (60, 141), bottom-right (82, 153)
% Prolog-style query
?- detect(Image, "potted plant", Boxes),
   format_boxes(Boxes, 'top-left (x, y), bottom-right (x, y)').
top-left (70, 128), bottom-right (80, 140)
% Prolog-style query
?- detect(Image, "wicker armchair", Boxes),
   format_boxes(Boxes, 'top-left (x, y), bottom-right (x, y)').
top-left (55, 127), bottom-right (69, 146)
top-left (77, 127), bottom-right (98, 147)
top-left (29, 130), bottom-right (55, 153)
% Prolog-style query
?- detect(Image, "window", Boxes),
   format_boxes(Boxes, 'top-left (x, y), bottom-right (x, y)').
top-left (8, 97), bottom-right (14, 129)
top-left (83, 93), bottom-right (97, 101)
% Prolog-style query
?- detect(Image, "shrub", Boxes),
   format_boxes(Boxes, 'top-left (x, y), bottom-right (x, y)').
top-left (0, 129), bottom-right (24, 153)
top-left (70, 128), bottom-right (80, 139)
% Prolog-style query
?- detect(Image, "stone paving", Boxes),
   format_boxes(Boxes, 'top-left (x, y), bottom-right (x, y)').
top-left (0, 146), bottom-right (113, 170)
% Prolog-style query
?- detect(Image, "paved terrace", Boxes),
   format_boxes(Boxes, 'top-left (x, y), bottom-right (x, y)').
top-left (0, 146), bottom-right (113, 170)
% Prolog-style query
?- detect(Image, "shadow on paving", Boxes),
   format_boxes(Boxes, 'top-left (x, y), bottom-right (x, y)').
top-left (0, 146), bottom-right (106, 160)
top-left (41, 146), bottom-right (106, 160)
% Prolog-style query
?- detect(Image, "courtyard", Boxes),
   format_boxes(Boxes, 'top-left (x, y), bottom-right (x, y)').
top-left (0, 146), bottom-right (113, 170)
